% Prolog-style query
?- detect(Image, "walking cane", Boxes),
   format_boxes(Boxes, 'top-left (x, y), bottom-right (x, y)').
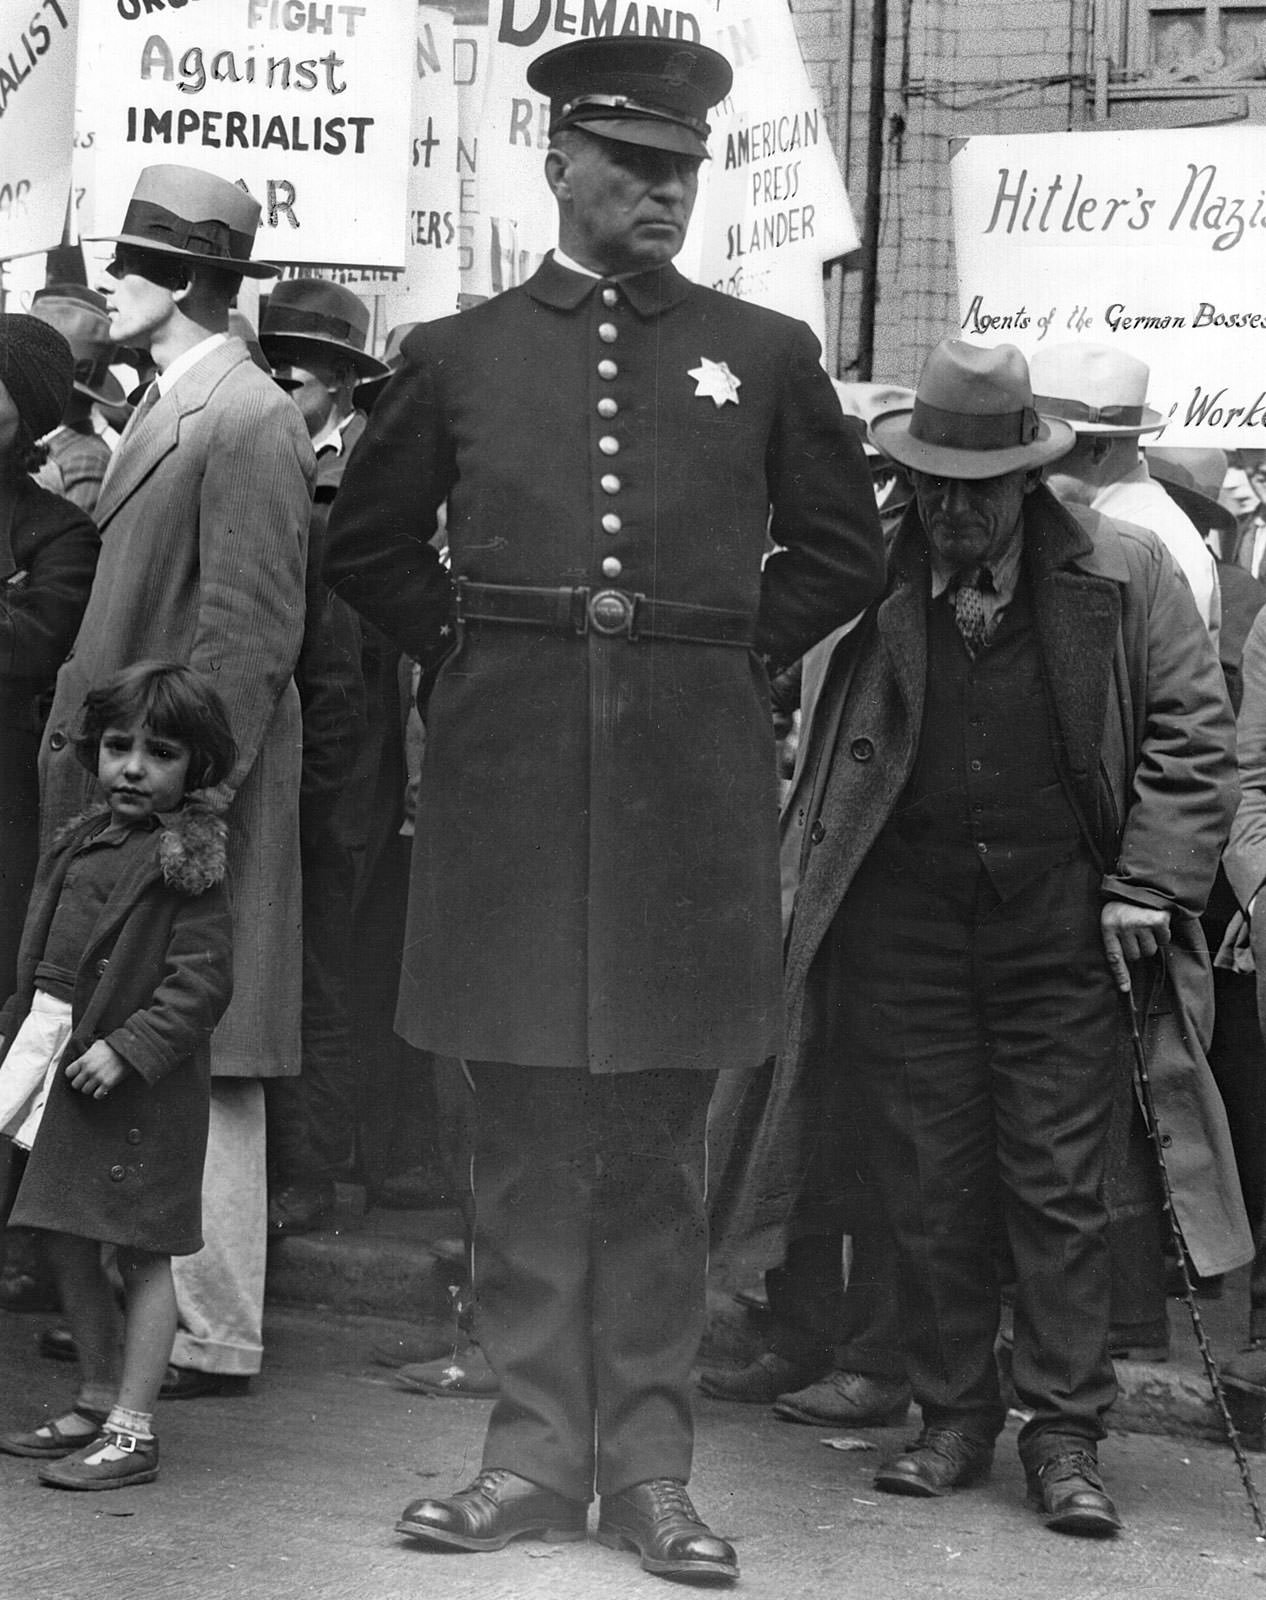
top-left (1123, 963), bottom-right (1266, 1540)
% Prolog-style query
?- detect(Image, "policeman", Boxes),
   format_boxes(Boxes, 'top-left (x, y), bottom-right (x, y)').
top-left (325, 34), bottom-right (884, 1584)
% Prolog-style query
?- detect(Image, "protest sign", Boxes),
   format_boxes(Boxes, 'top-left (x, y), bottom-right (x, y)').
top-left (74, 0), bottom-right (415, 268)
top-left (951, 127), bottom-right (1266, 445)
top-left (0, 0), bottom-right (77, 262)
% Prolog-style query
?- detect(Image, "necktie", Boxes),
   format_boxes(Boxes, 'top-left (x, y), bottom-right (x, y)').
top-left (952, 567), bottom-right (992, 658)
top-left (126, 383), bottom-right (161, 438)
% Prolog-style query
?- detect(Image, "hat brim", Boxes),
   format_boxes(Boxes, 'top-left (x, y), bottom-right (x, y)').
top-left (1050, 407), bottom-right (1166, 437)
top-left (1148, 473), bottom-right (1237, 537)
top-left (869, 408), bottom-right (1076, 480)
top-left (260, 331), bottom-right (389, 379)
top-left (575, 118), bottom-right (708, 159)
top-left (74, 371), bottom-right (126, 407)
top-left (89, 231), bottom-right (279, 280)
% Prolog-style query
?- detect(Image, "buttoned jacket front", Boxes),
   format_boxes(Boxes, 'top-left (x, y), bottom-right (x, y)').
top-left (326, 257), bottom-right (884, 1074)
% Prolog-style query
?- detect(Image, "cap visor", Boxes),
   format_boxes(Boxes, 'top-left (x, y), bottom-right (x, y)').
top-left (574, 118), bottom-right (708, 159)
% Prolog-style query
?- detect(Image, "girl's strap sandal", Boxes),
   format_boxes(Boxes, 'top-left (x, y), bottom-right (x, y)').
top-left (0, 1404), bottom-right (110, 1459)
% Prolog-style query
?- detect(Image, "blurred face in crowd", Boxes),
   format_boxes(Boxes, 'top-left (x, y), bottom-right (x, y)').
top-left (912, 465), bottom-right (1039, 571)
top-left (546, 130), bottom-right (701, 276)
top-left (1221, 466), bottom-right (1261, 528)
top-left (0, 380), bottom-right (19, 458)
top-left (272, 354), bottom-right (345, 439)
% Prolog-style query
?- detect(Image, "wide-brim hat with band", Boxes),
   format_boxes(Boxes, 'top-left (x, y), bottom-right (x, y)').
top-left (29, 283), bottom-right (126, 406)
top-left (526, 36), bottom-right (732, 159)
top-left (1028, 342), bottom-right (1165, 436)
top-left (869, 339), bottom-right (1075, 480)
top-left (259, 279), bottom-right (388, 379)
top-left (1146, 446), bottom-right (1236, 537)
top-left (89, 164), bottom-right (277, 280)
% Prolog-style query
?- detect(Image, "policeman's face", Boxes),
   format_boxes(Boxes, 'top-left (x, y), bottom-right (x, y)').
top-left (547, 132), bottom-right (701, 276)
top-left (912, 466), bottom-right (1037, 570)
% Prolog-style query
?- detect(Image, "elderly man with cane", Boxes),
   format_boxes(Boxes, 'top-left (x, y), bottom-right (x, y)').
top-left (779, 337), bottom-right (1246, 1537)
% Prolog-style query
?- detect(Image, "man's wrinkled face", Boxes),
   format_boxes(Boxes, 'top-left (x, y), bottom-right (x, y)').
top-left (911, 466), bottom-right (1034, 570)
top-left (549, 133), bottom-right (701, 276)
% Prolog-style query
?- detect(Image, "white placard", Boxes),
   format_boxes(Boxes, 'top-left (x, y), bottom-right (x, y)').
top-left (0, 0), bottom-right (78, 261)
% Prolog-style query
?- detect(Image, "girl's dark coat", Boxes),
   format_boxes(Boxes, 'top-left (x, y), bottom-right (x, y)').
top-left (2, 805), bottom-right (232, 1255)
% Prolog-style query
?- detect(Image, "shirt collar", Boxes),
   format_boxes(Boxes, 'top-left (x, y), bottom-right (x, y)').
top-left (312, 407), bottom-right (358, 458)
top-left (156, 332), bottom-right (229, 395)
top-left (928, 519), bottom-right (1024, 602)
top-left (551, 247), bottom-right (601, 280)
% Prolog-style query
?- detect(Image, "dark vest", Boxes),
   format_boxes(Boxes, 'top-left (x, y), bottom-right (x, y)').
top-left (882, 575), bottom-right (1089, 902)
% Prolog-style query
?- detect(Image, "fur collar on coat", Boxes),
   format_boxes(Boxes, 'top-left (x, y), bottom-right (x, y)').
top-left (52, 803), bottom-right (228, 897)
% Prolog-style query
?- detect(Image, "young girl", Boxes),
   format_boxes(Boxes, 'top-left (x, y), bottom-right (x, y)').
top-left (0, 661), bottom-right (235, 1491)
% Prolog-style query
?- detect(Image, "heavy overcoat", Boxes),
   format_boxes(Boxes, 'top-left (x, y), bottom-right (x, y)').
top-left (0, 475), bottom-right (99, 991)
top-left (3, 805), bottom-right (233, 1255)
top-left (37, 339), bottom-right (314, 1078)
top-left (326, 258), bottom-right (884, 1074)
top-left (760, 488), bottom-right (1251, 1275)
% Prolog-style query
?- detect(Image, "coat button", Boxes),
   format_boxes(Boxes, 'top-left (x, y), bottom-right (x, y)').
top-left (810, 820), bottom-right (826, 845)
top-left (95, 957), bottom-right (108, 975)
top-left (1161, 1132), bottom-right (1173, 1147)
top-left (48, 730), bottom-right (67, 751)
top-left (601, 287), bottom-right (618, 307)
top-left (597, 359), bottom-right (618, 380)
top-left (126, 1128), bottom-right (142, 1145)
top-left (602, 557), bottom-right (623, 580)
top-left (598, 436), bottom-right (619, 456)
top-left (598, 322), bottom-right (618, 343)
top-left (597, 397), bottom-right (618, 418)
top-left (850, 737), bottom-right (874, 762)
top-left (109, 1165), bottom-right (125, 1182)
top-left (600, 474), bottom-right (621, 494)
top-left (602, 513), bottom-right (622, 534)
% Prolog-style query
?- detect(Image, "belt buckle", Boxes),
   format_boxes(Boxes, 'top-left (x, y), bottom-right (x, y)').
top-left (587, 588), bottom-right (637, 638)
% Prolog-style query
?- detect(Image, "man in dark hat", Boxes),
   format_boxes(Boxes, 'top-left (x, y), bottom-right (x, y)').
top-left (28, 285), bottom-right (122, 518)
top-left (38, 164), bottom-right (314, 1431)
top-left (778, 337), bottom-right (1241, 1538)
top-left (326, 33), bottom-right (883, 1584)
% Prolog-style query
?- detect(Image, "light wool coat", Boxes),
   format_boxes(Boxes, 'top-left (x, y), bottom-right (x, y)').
top-left (38, 338), bottom-right (315, 1078)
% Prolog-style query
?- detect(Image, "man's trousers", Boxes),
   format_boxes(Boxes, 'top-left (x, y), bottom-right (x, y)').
top-left (467, 1063), bottom-right (715, 1505)
top-left (833, 849), bottom-right (1120, 1458)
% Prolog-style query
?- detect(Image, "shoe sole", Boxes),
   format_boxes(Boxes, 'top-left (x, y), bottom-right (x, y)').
top-left (0, 1439), bottom-right (97, 1460)
top-left (874, 1461), bottom-right (993, 1498)
top-left (394, 1518), bottom-right (586, 1550)
top-left (774, 1400), bottom-right (910, 1427)
top-left (392, 1380), bottom-right (499, 1399)
top-left (38, 1464), bottom-right (158, 1491)
top-left (595, 1526), bottom-right (739, 1581)
top-left (1026, 1492), bottom-right (1121, 1537)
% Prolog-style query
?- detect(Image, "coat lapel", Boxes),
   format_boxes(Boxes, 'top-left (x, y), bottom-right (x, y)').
top-left (94, 340), bottom-right (250, 528)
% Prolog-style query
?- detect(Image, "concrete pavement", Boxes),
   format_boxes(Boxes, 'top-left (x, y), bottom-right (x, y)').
top-left (2, 1299), bottom-right (1265, 1600)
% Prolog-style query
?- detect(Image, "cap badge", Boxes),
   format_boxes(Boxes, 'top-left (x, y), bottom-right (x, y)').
top-left (689, 357), bottom-right (741, 408)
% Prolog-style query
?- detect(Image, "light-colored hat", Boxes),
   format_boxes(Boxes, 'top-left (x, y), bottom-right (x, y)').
top-left (1029, 342), bottom-right (1164, 436)
top-left (29, 284), bottom-right (125, 406)
top-left (1146, 446), bottom-right (1235, 537)
top-left (259, 279), bottom-right (388, 378)
top-left (91, 164), bottom-right (277, 280)
top-left (869, 339), bottom-right (1074, 480)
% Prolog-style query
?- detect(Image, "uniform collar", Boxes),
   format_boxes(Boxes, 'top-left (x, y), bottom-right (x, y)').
top-left (525, 251), bottom-right (694, 317)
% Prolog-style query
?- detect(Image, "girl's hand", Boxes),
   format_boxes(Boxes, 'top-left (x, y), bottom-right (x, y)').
top-left (64, 1041), bottom-right (130, 1099)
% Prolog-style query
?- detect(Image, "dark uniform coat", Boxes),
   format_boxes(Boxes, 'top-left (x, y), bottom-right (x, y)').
top-left (326, 257), bottom-right (884, 1074)
top-left (4, 805), bottom-right (233, 1256)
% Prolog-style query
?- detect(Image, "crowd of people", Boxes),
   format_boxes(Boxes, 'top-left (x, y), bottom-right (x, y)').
top-left (0, 28), bottom-right (1262, 1585)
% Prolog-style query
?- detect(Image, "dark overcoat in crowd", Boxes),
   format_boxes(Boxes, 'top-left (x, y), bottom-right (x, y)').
top-left (326, 256), bottom-right (884, 1075)
top-left (753, 489), bottom-right (1251, 1276)
top-left (37, 339), bottom-right (314, 1079)
top-left (0, 476), bottom-right (99, 994)
top-left (3, 805), bottom-right (233, 1255)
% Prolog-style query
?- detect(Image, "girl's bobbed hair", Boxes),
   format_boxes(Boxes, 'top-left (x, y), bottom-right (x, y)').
top-left (74, 660), bottom-right (237, 793)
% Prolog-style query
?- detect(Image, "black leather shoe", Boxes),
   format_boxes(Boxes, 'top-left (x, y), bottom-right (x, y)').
top-left (874, 1427), bottom-right (994, 1497)
top-left (774, 1368), bottom-right (912, 1427)
top-left (160, 1365), bottom-right (252, 1400)
top-left (0, 1270), bottom-right (60, 1313)
top-left (267, 1180), bottom-right (336, 1236)
top-left (395, 1468), bottom-right (587, 1550)
top-left (597, 1479), bottom-right (739, 1582)
top-left (1025, 1447), bottom-right (1122, 1537)
top-left (698, 1350), bottom-right (827, 1404)
top-left (38, 1325), bottom-right (78, 1363)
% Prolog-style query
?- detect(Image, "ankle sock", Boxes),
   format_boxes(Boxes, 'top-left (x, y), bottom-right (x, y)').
top-left (105, 1405), bottom-right (154, 1442)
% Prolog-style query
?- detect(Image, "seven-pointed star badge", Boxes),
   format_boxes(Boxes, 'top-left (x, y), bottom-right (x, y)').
top-left (688, 357), bottom-right (741, 407)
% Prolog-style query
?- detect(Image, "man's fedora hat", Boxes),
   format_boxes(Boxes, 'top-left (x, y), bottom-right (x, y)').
top-left (869, 339), bottom-right (1075, 480)
top-left (29, 283), bottom-right (125, 407)
top-left (1146, 446), bottom-right (1236, 537)
top-left (526, 36), bottom-right (732, 159)
top-left (259, 280), bottom-right (388, 379)
top-left (90, 164), bottom-right (277, 280)
top-left (1029, 342), bottom-right (1165, 436)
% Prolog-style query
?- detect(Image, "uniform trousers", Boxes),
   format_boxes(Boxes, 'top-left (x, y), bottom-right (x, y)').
top-left (834, 848), bottom-right (1120, 1458)
top-left (468, 1062), bottom-right (715, 1505)
top-left (170, 1080), bottom-right (267, 1376)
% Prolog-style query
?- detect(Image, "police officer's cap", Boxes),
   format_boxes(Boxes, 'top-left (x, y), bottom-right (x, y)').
top-left (527, 37), bottom-right (732, 160)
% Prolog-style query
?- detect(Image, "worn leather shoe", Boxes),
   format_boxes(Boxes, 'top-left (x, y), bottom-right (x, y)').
top-left (1025, 1446), bottom-right (1122, 1537)
top-left (0, 1405), bottom-right (109, 1459)
top-left (774, 1368), bottom-right (912, 1427)
top-left (268, 1179), bottom-right (336, 1236)
top-left (875, 1427), bottom-right (994, 1497)
top-left (698, 1350), bottom-right (827, 1404)
top-left (38, 1428), bottom-right (159, 1491)
top-left (160, 1365), bottom-right (252, 1400)
top-left (395, 1468), bottom-right (587, 1550)
top-left (394, 1345), bottom-right (498, 1398)
top-left (597, 1479), bottom-right (739, 1582)
top-left (37, 1325), bottom-right (77, 1363)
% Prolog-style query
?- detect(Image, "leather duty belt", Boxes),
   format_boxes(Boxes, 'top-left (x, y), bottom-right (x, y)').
top-left (455, 579), bottom-right (755, 647)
